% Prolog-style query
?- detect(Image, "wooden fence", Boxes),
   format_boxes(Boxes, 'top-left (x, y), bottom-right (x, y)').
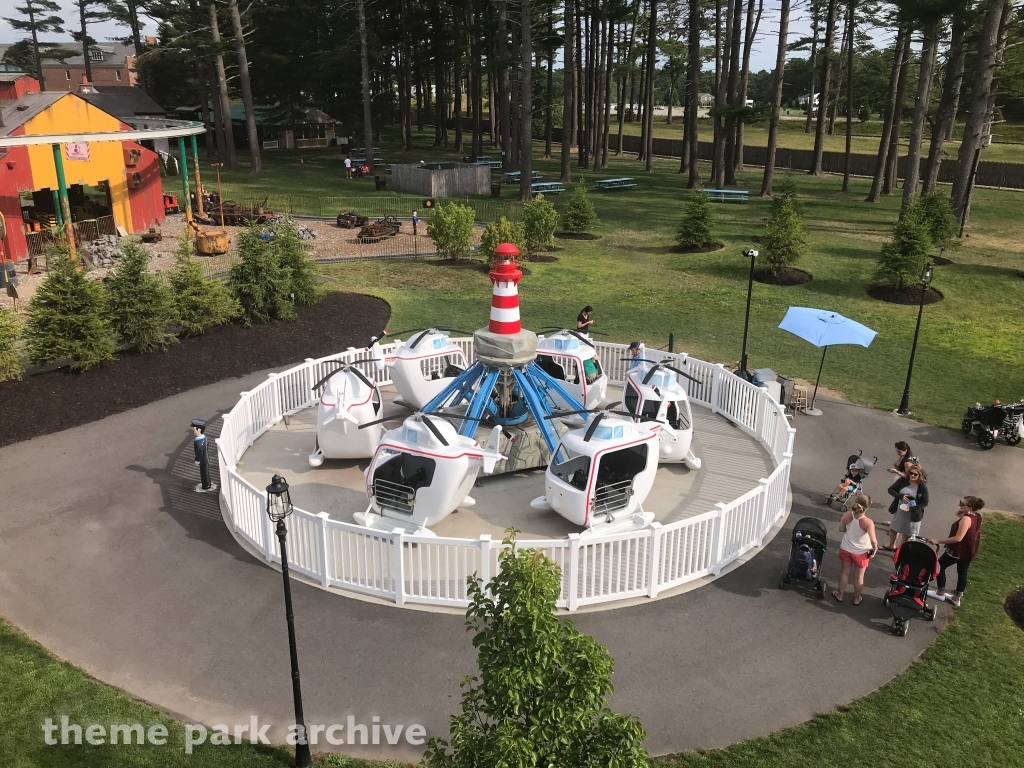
top-left (391, 163), bottom-right (491, 197)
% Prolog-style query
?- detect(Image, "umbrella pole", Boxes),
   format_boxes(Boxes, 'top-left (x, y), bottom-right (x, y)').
top-left (808, 346), bottom-right (827, 416)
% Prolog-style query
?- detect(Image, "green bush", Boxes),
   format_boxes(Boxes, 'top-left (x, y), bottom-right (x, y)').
top-left (521, 193), bottom-right (558, 253)
top-left (915, 191), bottom-right (960, 255)
top-left (0, 305), bottom-right (22, 382)
top-left (23, 243), bottom-right (116, 371)
top-left (480, 216), bottom-right (527, 264)
top-left (228, 226), bottom-right (294, 325)
top-left (270, 218), bottom-right (326, 305)
top-left (167, 232), bottom-right (240, 336)
top-left (560, 181), bottom-right (597, 234)
top-left (875, 205), bottom-right (933, 290)
top-left (676, 188), bottom-right (717, 249)
top-left (760, 194), bottom-right (807, 275)
top-left (428, 202), bottom-right (476, 260)
top-left (105, 238), bottom-right (178, 352)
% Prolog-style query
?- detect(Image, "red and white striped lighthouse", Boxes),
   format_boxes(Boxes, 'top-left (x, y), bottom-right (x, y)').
top-left (488, 243), bottom-right (523, 334)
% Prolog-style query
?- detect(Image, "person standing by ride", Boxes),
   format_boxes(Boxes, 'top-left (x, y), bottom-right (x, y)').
top-left (344, 156), bottom-right (352, 179)
top-left (411, 210), bottom-right (419, 236)
top-left (833, 495), bottom-right (878, 605)
top-left (885, 462), bottom-right (929, 549)
top-left (628, 341), bottom-right (644, 369)
top-left (928, 496), bottom-right (984, 608)
top-left (577, 306), bottom-right (594, 334)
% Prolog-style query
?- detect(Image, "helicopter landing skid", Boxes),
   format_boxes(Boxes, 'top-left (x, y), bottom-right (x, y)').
top-left (580, 508), bottom-right (655, 538)
top-left (354, 506), bottom-right (436, 537)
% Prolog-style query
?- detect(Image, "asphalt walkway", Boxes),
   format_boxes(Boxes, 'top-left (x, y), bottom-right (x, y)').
top-left (0, 374), bottom-right (1020, 761)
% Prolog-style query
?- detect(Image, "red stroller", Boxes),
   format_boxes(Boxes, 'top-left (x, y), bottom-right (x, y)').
top-left (882, 538), bottom-right (939, 636)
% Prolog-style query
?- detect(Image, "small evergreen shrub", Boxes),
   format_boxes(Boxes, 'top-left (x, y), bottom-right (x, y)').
top-left (0, 306), bottom-right (22, 382)
top-left (521, 193), bottom-right (558, 252)
top-left (106, 238), bottom-right (178, 352)
top-left (915, 191), bottom-right (960, 255)
top-left (271, 218), bottom-right (326, 305)
top-left (228, 225), bottom-right (294, 325)
top-left (560, 181), bottom-right (597, 234)
top-left (676, 188), bottom-right (717, 249)
top-left (875, 205), bottom-right (932, 290)
top-left (760, 194), bottom-right (807, 275)
top-left (428, 202), bottom-right (476, 260)
top-left (23, 243), bottom-right (116, 371)
top-left (167, 232), bottom-right (240, 336)
top-left (480, 216), bottom-right (527, 264)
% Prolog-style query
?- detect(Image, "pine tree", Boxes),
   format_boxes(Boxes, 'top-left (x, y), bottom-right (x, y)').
top-left (167, 232), bottom-right (240, 336)
top-left (23, 243), bottom-right (116, 371)
top-left (106, 238), bottom-right (178, 352)
top-left (228, 226), bottom-right (294, 324)
top-left (875, 205), bottom-right (933, 290)
top-left (0, 306), bottom-right (22, 382)
top-left (560, 181), bottom-right (597, 234)
top-left (271, 218), bottom-right (325, 305)
top-left (676, 188), bottom-right (717, 249)
top-left (480, 216), bottom-right (526, 264)
top-left (521, 193), bottom-right (558, 253)
top-left (760, 194), bottom-right (807, 275)
top-left (423, 530), bottom-right (649, 768)
top-left (915, 191), bottom-right (960, 256)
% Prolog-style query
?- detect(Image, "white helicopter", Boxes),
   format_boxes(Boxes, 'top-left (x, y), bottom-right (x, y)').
top-left (307, 356), bottom-right (387, 467)
top-left (621, 356), bottom-right (702, 470)
top-left (535, 328), bottom-right (609, 410)
top-left (384, 327), bottom-right (471, 410)
top-left (354, 410), bottom-right (506, 534)
top-left (530, 408), bottom-right (661, 535)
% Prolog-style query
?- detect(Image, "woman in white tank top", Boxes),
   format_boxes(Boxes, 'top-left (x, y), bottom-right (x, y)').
top-left (833, 495), bottom-right (878, 606)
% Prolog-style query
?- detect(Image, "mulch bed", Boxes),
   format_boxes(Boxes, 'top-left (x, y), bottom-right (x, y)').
top-left (524, 253), bottom-right (559, 263)
top-left (428, 259), bottom-right (532, 276)
top-left (1005, 588), bottom-right (1024, 632)
top-left (670, 243), bottom-right (725, 254)
top-left (754, 268), bottom-right (813, 286)
top-left (867, 285), bottom-right (944, 305)
top-left (0, 292), bottom-right (390, 449)
top-left (932, 256), bottom-right (955, 266)
top-left (555, 232), bottom-right (601, 241)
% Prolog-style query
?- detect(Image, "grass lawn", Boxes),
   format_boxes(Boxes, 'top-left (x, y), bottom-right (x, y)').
top-left (3, 514), bottom-right (1022, 767)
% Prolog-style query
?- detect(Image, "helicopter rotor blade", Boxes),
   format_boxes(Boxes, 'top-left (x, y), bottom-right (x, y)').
top-left (565, 329), bottom-right (596, 348)
top-left (385, 328), bottom-right (429, 338)
top-left (583, 412), bottom-right (606, 442)
top-left (349, 366), bottom-right (374, 389)
top-left (642, 365), bottom-right (660, 385)
top-left (358, 415), bottom-right (395, 429)
top-left (419, 415), bottom-right (450, 446)
top-left (662, 363), bottom-right (702, 385)
top-left (311, 360), bottom-right (349, 390)
top-left (408, 329), bottom-right (435, 349)
top-left (434, 326), bottom-right (473, 336)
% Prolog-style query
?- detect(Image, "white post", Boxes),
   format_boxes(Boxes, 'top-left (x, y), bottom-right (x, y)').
top-left (239, 391), bottom-right (251, 448)
top-left (394, 531), bottom-right (406, 605)
top-left (753, 389), bottom-right (765, 439)
top-left (568, 533), bottom-right (581, 611)
top-left (267, 372), bottom-right (283, 423)
top-left (648, 522), bottom-right (663, 599)
top-left (316, 512), bottom-right (330, 587)
top-left (756, 479), bottom-right (770, 547)
top-left (305, 358), bottom-right (316, 407)
top-left (786, 426), bottom-right (796, 456)
top-left (711, 364), bottom-right (725, 415)
top-left (219, 412), bottom-right (233, 466)
top-left (711, 502), bottom-right (728, 575)
top-left (478, 534), bottom-right (492, 587)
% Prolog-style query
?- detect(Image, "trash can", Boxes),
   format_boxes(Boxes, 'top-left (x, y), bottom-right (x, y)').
top-left (374, 176), bottom-right (387, 191)
top-left (491, 183), bottom-right (501, 199)
top-left (751, 368), bottom-right (777, 386)
top-left (0, 261), bottom-right (17, 289)
top-left (777, 374), bottom-right (795, 408)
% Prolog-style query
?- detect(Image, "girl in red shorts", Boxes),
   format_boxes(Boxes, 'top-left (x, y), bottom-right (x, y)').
top-left (833, 495), bottom-right (878, 605)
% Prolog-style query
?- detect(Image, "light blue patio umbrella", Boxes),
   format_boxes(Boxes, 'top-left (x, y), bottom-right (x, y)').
top-left (779, 307), bottom-right (877, 415)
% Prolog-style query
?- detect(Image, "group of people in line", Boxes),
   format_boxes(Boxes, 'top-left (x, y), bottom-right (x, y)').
top-left (832, 441), bottom-right (984, 610)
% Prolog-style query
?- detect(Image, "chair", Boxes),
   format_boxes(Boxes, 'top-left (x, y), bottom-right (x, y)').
top-left (790, 385), bottom-right (809, 414)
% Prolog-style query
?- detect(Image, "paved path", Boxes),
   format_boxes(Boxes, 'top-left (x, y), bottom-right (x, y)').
top-left (1, 376), bottom-right (1021, 761)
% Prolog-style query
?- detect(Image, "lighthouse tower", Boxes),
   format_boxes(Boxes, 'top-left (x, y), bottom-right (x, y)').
top-left (488, 242), bottom-right (523, 334)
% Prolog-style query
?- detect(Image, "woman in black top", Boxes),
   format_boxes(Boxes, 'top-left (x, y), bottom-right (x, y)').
top-left (577, 306), bottom-right (594, 333)
top-left (884, 462), bottom-right (929, 549)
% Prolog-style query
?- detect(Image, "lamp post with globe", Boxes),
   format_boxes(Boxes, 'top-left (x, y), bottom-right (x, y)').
top-left (896, 262), bottom-right (935, 416)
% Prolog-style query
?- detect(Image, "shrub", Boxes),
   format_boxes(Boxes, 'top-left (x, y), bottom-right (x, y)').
top-left (521, 193), bottom-right (558, 252)
top-left (560, 181), bottom-right (597, 234)
top-left (760, 194), bottom-right (806, 276)
top-left (480, 216), bottom-right (526, 264)
top-left (228, 225), bottom-right (294, 324)
top-left (167, 232), bottom-right (240, 336)
top-left (23, 243), bottom-right (116, 371)
top-left (915, 191), bottom-right (960, 255)
top-left (422, 530), bottom-right (649, 768)
top-left (676, 188), bottom-right (717, 249)
top-left (0, 306), bottom-right (22, 382)
top-left (428, 202), bottom-right (476, 260)
top-left (875, 206), bottom-right (932, 290)
top-left (105, 238), bottom-right (178, 352)
top-left (271, 218), bottom-right (326, 305)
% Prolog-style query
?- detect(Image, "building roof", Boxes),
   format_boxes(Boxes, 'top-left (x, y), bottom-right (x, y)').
top-left (0, 72), bottom-right (31, 83)
top-left (228, 104), bottom-right (337, 125)
top-left (40, 43), bottom-right (135, 68)
top-left (0, 92), bottom-right (64, 136)
top-left (77, 86), bottom-right (165, 117)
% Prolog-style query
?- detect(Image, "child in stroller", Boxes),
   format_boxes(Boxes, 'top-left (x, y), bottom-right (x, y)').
top-left (882, 537), bottom-right (939, 636)
top-left (827, 451), bottom-right (876, 512)
top-left (779, 517), bottom-right (828, 598)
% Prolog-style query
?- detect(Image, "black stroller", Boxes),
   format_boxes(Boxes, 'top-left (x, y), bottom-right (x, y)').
top-left (962, 401), bottom-right (1024, 450)
top-left (779, 517), bottom-right (827, 598)
top-left (882, 538), bottom-right (940, 636)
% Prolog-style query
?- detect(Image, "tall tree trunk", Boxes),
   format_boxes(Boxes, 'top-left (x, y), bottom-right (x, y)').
top-left (883, 32), bottom-right (911, 194)
top-left (561, 0), bottom-right (575, 182)
top-left (209, 4), bottom-right (237, 169)
top-left (841, 0), bottom-right (856, 191)
top-left (545, 3), bottom-right (555, 158)
top-left (574, 7), bottom-right (582, 147)
top-left (809, 0), bottom-right (838, 175)
top-left (827, 7), bottom-right (848, 136)
top-left (724, 0), bottom-right (742, 183)
top-left (357, 0), bottom-right (374, 166)
top-left (687, 0), bottom-right (701, 186)
top-left (79, 0), bottom-right (93, 82)
top-left (472, 13), bottom-right (483, 157)
top-left (454, 8), bottom-right (464, 154)
top-left (736, 0), bottom-right (764, 171)
top-left (415, 63), bottom-right (424, 132)
top-left (520, 0), bottom-right (534, 201)
top-left (510, 16), bottom-right (520, 165)
top-left (618, 1), bottom-right (641, 154)
top-left (581, 11), bottom-right (593, 167)
top-left (644, 0), bottom-right (658, 171)
top-left (600, 18), bottom-right (615, 167)
top-left (712, 0), bottom-right (732, 187)
top-left (125, 0), bottom-right (143, 56)
top-left (28, 4), bottom-right (46, 91)
top-left (923, 14), bottom-right (967, 194)
top-left (497, 0), bottom-right (513, 170)
top-left (195, 58), bottom-right (214, 159)
top-left (866, 26), bottom-right (905, 201)
top-left (804, 0), bottom-right (820, 134)
top-left (901, 18), bottom-right (940, 211)
top-left (635, 46), bottom-right (647, 158)
top-left (759, 0), bottom-right (790, 196)
top-left (205, 56), bottom-right (226, 164)
top-left (227, 0), bottom-right (261, 174)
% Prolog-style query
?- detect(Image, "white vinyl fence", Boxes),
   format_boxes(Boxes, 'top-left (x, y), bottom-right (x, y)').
top-left (217, 340), bottom-right (795, 611)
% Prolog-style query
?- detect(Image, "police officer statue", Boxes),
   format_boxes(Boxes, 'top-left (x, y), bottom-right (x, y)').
top-left (191, 419), bottom-right (217, 493)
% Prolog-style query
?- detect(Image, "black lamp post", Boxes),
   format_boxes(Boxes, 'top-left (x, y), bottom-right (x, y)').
top-left (266, 475), bottom-right (313, 768)
top-left (896, 262), bottom-right (934, 416)
top-left (737, 249), bottom-right (759, 380)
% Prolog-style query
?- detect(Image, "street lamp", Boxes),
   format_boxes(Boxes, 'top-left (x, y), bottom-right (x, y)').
top-left (737, 249), bottom-right (759, 380)
top-left (266, 475), bottom-right (313, 768)
top-left (895, 262), bottom-right (934, 416)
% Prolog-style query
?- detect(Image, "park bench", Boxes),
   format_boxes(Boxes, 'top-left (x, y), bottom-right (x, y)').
top-left (707, 189), bottom-right (748, 203)
top-left (594, 177), bottom-right (637, 191)
top-left (532, 181), bottom-right (566, 195)
top-left (350, 157), bottom-right (386, 167)
top-left (504, 170), bottom-right (543, 183)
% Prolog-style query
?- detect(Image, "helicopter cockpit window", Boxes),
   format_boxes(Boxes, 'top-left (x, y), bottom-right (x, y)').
top-left (640, 399), bottom-right (660, 421)
top-left (442, 355), bottom-right (464, 378)
top-left (373, 453), bottom-right (437, 514)
top-left (551, 444), bottom-right (590, 490)
top-left (667, 400), bottom-right (689, 430)
top-left (593, 443), bottom-right (649, 515)
top-left (624, 383), bottom-right (640, 414)
top-left (372, 388), bottom-right (382, 415)
top-left (537, 355), bottom-right (566, 381)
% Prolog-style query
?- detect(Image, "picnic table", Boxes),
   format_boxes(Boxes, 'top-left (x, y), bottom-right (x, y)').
top-left (350, 157), bottom-right (386, 167)
top-left (594, 177), bottom-right (637, 191)
top-left (531, 181), bottom-right (566, 194)
top-left (504, 170), bottom-right (543, 183)
top-left (707, 188), bottom-right (749, 203)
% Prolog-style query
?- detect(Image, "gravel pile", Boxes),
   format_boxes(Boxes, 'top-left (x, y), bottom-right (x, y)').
top-left (268, 214), bottom-right (319, 239)
top-left (81, 235), bottom-right (121, 267)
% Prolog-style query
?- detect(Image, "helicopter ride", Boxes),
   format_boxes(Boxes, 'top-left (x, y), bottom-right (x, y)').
top-left (621, 356), bottom-right (703, 470)
top-left (530, 408), bottom-right (661, 535)
top-left (383, 327), bottom-right (471, 410)
top-left (307, 355), bottom-right (387, 467)
top-left (535, 328), bottom-right (609, 410)
top-left (354, 411), bottom-right (506, 534)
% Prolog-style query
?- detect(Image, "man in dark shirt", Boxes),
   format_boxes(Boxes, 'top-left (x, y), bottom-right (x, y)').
top-left (192, 419), bottom-right (216, 493)
top-left (576, 306), bottom-right (594, 333)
